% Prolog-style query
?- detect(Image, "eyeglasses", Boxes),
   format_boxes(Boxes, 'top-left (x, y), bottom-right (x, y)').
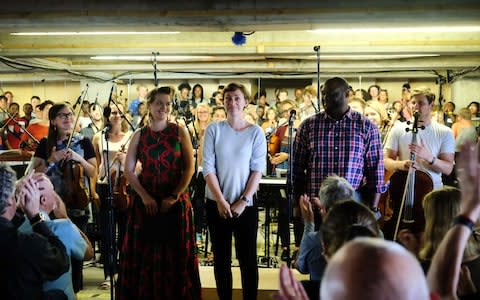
top-left (56, 112), bottom-right (73, 120)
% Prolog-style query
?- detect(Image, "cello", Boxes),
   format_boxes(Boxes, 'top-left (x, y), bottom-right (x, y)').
top-left (383, 112), bottom-right (433, 240)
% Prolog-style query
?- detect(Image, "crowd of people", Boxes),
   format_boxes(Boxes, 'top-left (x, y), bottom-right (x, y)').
top-left (0, 78), bottom-right (479, 300)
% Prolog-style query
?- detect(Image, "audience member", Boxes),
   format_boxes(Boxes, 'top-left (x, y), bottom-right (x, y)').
top-left (18, 173), bottom-right (92, 300)
top-left (295, 175), bottom-right (354, 280)
top-left (0, 165), bottom-right (69, 300)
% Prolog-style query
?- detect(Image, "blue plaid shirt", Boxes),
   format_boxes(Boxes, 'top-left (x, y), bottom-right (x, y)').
top-left (290, 109), bottom-right (386, 200)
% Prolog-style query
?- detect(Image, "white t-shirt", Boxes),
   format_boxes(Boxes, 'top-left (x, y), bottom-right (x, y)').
top-left (97, 131), bottom-right (132, 182)
top-left (384, 121), bottom-right (455, 189)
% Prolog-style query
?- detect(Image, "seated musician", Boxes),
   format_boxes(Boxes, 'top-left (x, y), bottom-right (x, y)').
top-left (384, 87), bottom-right (455, 190)
top-left (20, 100), bottom-right (54, 153)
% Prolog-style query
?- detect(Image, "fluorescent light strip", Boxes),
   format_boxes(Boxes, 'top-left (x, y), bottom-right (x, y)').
top-left (11, 31), bottom-right (179, 36)
top-left (91, 55), bottom-right (215, 61)
top-left (308, 26), bottom-right (480, 33)
top-left (308, 54), bottom-right (440, 60)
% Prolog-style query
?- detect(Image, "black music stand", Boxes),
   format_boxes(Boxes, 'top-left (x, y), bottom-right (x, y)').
top-left (257, 177), bottom-right (286, 268)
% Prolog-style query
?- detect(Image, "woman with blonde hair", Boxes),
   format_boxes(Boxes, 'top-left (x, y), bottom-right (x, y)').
top-left (420, 187), bottom-right (480, 295)
top-left (364, 100), bottom-right (389, 142)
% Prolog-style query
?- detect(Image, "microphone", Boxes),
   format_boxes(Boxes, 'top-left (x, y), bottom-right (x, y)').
top-left (313, 45), bottom-right (320, 52)
top-left (102, 123), bottom-right (112, 132)
top-left (104, 84), bottom-right (115, 119)
top-left (73, 88), bottom-right (85, 110)
top-left (289, 109), bottom-right (297, 124)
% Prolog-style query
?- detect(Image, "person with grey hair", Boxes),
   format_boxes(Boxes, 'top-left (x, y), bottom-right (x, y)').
top-left (0, 164), bottom-right (69, 300)
top-left (295, 175), bottom-right (354, 280)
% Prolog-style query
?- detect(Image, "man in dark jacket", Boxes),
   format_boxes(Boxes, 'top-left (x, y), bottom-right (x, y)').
top-left (0, 164), bottom-right (70, 300)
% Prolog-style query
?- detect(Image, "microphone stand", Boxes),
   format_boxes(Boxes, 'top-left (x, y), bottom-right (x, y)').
top-left (152, 52), bottom-right (159, 87)
top-left (111, 99), bottom-right (136, 132)
top-left (102, 83), bottom-right (115, 300)
top-left (314, 45), bottom-right (321, 111)
top-left (286, 110), bottom-right (296, 267)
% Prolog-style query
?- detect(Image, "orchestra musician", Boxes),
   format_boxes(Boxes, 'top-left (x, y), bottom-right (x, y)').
top-left (31, 103), bottom-right (97, 293)
top-left (268, 99), bottom-right (302, 261)
top-left (384, 87), bottom-right (455, 190)
top-left (92, 102), bottom-right (132, 289)
top-left (20, 100), bottom-right (54, 153)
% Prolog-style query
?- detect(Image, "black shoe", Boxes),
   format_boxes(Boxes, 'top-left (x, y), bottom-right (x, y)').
top-left (291, 249), bottom-right (299, 264)
top-left (280, 248), bottom-right (289, 261)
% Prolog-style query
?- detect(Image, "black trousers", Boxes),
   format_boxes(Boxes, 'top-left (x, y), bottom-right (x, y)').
top-left (97, 183), bottom-right (128, 278)
top-left (206, 199), bottom-right (258, 300)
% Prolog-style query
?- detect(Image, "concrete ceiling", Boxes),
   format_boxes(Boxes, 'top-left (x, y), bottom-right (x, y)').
top-left (0, 0), bottom-right (480, 82)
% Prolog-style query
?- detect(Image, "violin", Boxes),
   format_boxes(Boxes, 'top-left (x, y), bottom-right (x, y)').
top-left (268, 123), bottom-right (288, 156)
top-left (58, 136), bottom-right (91, 209)
top-left (110, 143), bottom-right (132, 210)
top-left (382, 112), bottom-right (433, 240)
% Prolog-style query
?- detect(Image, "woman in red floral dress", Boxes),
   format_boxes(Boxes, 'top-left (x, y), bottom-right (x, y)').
top-left (118, 86), bottom-right (201, 299)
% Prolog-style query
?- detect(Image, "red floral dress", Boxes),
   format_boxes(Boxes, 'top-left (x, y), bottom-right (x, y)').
top-left (118, 123), bottom-right (201, 299)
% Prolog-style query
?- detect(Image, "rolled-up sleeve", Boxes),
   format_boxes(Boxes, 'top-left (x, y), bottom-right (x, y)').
top-left (365, 123), bottom-right (387, 193)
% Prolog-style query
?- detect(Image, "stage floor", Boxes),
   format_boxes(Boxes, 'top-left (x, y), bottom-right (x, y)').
top-left (78, 264), bottom-right (309, 300)
top-left (77, 206), bottom-right (307, 299)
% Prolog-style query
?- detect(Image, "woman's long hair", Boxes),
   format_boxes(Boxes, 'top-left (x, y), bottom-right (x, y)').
top-left (46, 103), bottom-right (70, 159)
top-left (420, 187), bottom-right (480, 260)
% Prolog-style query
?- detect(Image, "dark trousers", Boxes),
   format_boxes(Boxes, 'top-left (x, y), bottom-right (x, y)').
top-left (206, 200), bottom-right (258, 300)
top-left (97, 183), bottom-right (128, 278)
top-left (69, 213), bottom-right (88, 292)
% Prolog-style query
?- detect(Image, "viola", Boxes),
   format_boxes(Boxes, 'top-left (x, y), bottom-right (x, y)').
top-left (382, 112), bottom-right (433, 240)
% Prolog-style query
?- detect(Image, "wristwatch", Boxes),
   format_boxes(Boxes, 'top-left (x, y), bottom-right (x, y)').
top-left (240, 195), bottom-right (252, 205)
top-left (429, 156), bottom-right (436, 165)
top-left (371, 207), bottom-right (380, 213)
top-left (29, 212), bottom-right (46, 226)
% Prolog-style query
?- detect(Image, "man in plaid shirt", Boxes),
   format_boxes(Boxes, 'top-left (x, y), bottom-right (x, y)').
top-left (290, 77), bottom-right (386, 218)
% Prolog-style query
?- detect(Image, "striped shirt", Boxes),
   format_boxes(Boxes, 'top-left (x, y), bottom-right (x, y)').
top-left (290, 109), bottom-right (386, 200)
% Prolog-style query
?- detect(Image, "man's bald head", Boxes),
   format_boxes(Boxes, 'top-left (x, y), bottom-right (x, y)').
top-left (321, 238), bottom-right (430, 300)
top-left (322, 77), bottom-right (350, 118)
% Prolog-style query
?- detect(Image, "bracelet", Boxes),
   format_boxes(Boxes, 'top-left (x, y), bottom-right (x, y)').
top-left (451, 214), bottom-right (475, 232)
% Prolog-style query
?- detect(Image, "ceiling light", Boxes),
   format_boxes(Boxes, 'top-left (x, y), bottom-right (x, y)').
top-left (307, 54), bottom-right (440, 60)
top-left (90, 55), bottom-right (216, 61)
top-left (307, 26), bottom-right (480, 34)
top-left (10, 31), bottom-right (179, 36)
